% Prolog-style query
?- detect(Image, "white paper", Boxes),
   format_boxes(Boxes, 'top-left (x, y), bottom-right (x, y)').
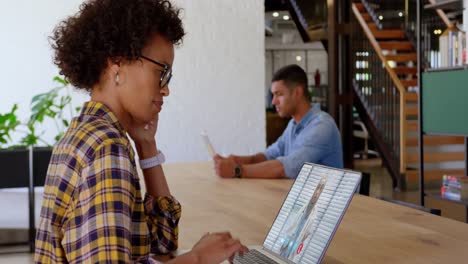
top-left (201, 131), bottom-right (216, 157)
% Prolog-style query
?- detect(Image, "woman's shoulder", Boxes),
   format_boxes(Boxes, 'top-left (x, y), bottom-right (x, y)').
top-left (56, 116), bottom-right (129, 162)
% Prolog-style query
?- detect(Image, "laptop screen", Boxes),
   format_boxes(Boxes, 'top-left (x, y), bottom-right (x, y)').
top-left (263, 163), bottom-right (361, 263)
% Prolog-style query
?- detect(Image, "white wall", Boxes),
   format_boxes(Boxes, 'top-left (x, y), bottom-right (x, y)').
top-left (0, 0), bottom-right (266, 163)
top-left (0, 0), bottom-right (89, 145)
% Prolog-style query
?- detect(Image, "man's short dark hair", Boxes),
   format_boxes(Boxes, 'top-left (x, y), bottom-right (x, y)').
top-left (272, 64), bottom-right (310, 100)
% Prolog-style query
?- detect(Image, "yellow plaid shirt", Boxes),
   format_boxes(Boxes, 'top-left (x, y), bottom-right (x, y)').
top-left (35, 101), bottom-right (181, 263)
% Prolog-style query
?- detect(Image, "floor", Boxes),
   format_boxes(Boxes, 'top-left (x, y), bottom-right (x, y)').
top-left (354, 158), bottom-right (420, 204)
top-left (0, 158), bottom-right (422, 262)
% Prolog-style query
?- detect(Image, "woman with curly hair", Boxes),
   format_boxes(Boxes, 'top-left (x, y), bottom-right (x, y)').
top-left (34, 0), bottom-right (247, 263)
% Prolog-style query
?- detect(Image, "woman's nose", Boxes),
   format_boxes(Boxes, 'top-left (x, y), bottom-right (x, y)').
top-left (161, 85), bottom-right (170, 96)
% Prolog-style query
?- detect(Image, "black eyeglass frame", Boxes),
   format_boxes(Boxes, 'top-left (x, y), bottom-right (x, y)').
top-left (140, 55), bottom-right (172, 88)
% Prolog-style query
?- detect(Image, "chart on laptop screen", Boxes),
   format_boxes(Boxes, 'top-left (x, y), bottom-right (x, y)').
top-left (263, 163), bottom-right (361, 263)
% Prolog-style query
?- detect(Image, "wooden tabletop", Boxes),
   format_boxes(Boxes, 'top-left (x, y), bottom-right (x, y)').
top-left (163, 162), bottom-right (468, 263)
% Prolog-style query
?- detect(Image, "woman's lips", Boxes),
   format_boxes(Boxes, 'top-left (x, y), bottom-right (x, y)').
top-left (153, 101), bottom-right (163, 111)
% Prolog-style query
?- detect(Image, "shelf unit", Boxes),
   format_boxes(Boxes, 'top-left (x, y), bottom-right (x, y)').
top-left (425, 65), bottom-right (468, 72)
top-left (417, 0), bottom-right (468, 220)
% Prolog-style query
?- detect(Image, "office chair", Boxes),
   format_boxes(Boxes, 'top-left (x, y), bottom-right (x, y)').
top-left (353, 121), bottom-right (379, 159)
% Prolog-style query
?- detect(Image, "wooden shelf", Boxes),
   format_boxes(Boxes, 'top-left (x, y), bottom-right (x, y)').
top-left (426, 192), bottom-right (468, 206)
top-left (424, 0), bottom-right (463, 11)
top-left (424, 132), bottom-right (468, 137)
top-left (425, 65), bottom-right (468, 72)
top-left (418, 0), bottom-right (467, 214)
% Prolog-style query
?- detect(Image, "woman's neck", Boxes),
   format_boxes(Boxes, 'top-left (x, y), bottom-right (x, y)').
top-left (90, 84), bottom-right (132, 131)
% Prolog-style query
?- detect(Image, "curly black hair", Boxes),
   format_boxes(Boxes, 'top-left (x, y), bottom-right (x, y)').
top-left (51, 0), bottom-right (185, 91)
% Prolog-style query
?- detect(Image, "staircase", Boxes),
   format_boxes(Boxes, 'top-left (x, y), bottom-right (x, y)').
top-left (351, 0), bottom-right (465, 190)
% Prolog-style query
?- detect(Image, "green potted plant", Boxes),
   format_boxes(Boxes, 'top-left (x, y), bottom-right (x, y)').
top-left (0, 76), bottom-right (80, 188)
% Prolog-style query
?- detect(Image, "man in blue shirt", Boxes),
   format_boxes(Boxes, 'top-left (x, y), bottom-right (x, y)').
top-left (214, 65), bottom-right (343, 179)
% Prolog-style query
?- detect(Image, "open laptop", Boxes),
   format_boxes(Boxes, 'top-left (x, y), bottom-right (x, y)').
top-left (234, 162), bottom-right (362, 264)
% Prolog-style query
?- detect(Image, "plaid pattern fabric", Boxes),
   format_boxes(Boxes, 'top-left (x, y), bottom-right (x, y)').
top-left (35, 101), bottom-right (181, 263)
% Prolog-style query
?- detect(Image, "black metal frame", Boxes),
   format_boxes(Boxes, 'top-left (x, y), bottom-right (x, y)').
top-left (350, 8), bottom-right (402, 188)
top-left (417, 0), bottom-right (425, 207)
top-left (285, 0), bottom-right (311, 42)
top-left (417, 0), bottom-right (468, 208)
top-left (28, 147), bottom-right (35, 252)
top-left (0, 147), bottom-right (52, 252)
top-left (406, 0), bottom-right (446, 69)
top-left (352, 87), bottom-right (400, 188)
top-left (465, 138), bottom-right (468, 176)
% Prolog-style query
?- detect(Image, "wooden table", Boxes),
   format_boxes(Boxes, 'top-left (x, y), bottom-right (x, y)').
top-left (163, 162), bottom-right (468, 263)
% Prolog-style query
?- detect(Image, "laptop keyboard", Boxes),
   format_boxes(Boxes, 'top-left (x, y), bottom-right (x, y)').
top-left (234, 249), bottom-right (280, 264)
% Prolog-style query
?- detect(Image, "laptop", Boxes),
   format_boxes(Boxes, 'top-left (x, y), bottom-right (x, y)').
top-left (234, 163), bottom-right (362, 264)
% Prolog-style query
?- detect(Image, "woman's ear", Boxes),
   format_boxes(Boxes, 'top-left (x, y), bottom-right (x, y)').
top-left (107, 58), bottom-right (122, 85)
top-left (108, 58), bottom-right (120, 73)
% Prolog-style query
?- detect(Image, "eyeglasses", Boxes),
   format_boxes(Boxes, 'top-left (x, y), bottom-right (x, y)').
top-left (140, 55), bottom-right (172, 88)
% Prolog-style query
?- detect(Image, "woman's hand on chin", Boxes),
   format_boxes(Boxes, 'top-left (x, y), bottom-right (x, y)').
top-left (128, 114), bottom-right (159, 158)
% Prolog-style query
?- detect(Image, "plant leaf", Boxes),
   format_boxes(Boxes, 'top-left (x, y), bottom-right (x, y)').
top-left (53, 76), bottom-right (69, 86)
top-left (31, 93), bottom-right (47, 103)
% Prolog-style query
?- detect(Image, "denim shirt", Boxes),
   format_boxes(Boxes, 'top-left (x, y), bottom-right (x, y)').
top-left (264, 104), bottom-right (343, 178)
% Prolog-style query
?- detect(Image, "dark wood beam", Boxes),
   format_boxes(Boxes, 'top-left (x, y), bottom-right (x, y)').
top-left (265, 0), bottom-right (288, 12)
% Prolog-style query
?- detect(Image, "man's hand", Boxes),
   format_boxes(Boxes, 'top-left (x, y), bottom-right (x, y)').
top-left (213, 154), bottom-right (237, 178)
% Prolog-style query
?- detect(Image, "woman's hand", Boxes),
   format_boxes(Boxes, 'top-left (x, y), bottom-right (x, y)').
top-left (127, 114), bottom-right (159, 159)
top-left (190, 232), bottom-right (249, 264)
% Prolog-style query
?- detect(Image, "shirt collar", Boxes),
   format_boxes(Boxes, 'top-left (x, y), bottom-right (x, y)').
top-left (294, 103), bottom-right (321, 129)
top-left (78, 101), bottom-right (127, 136)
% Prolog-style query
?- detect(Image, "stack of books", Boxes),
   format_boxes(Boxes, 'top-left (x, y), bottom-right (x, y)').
top-left (438, 25), bottom-right (466, 68)
top-left (441, 175), bottom-right (468, 200)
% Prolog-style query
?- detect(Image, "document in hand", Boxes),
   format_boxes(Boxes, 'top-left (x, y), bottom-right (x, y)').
top-left (201, 131), bottom-right (216, 157)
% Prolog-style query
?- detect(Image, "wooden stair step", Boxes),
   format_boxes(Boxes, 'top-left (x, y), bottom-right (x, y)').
top-left (372, 30), bottom-right (406, 39)
top-left (405, 169), bottom-right (466, 189)
top-left (406, 121), bottom-right (418, 132)
top-left (361, 13), bottom-right (373, 22)
top-left (400, 79), bottom-right (418, 87)
top-left (405, 92), bottom-right (418, 103)
top-left (393, 66), bottom-right (417, 75)
top-left (355, 3), bottom-right (366, 12)
top-left (407, 152), bottom-right (465, 163)
top-left (385, 53), bottom-right (417, 62)
top-left (379, 41), bottom-right (414, 51)
top-left (405, 105), bottom-right (418, 117)
top-left (406, 136), bottom-right (465, 147)
top-left (368, 23), bottom-right (379, 30)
